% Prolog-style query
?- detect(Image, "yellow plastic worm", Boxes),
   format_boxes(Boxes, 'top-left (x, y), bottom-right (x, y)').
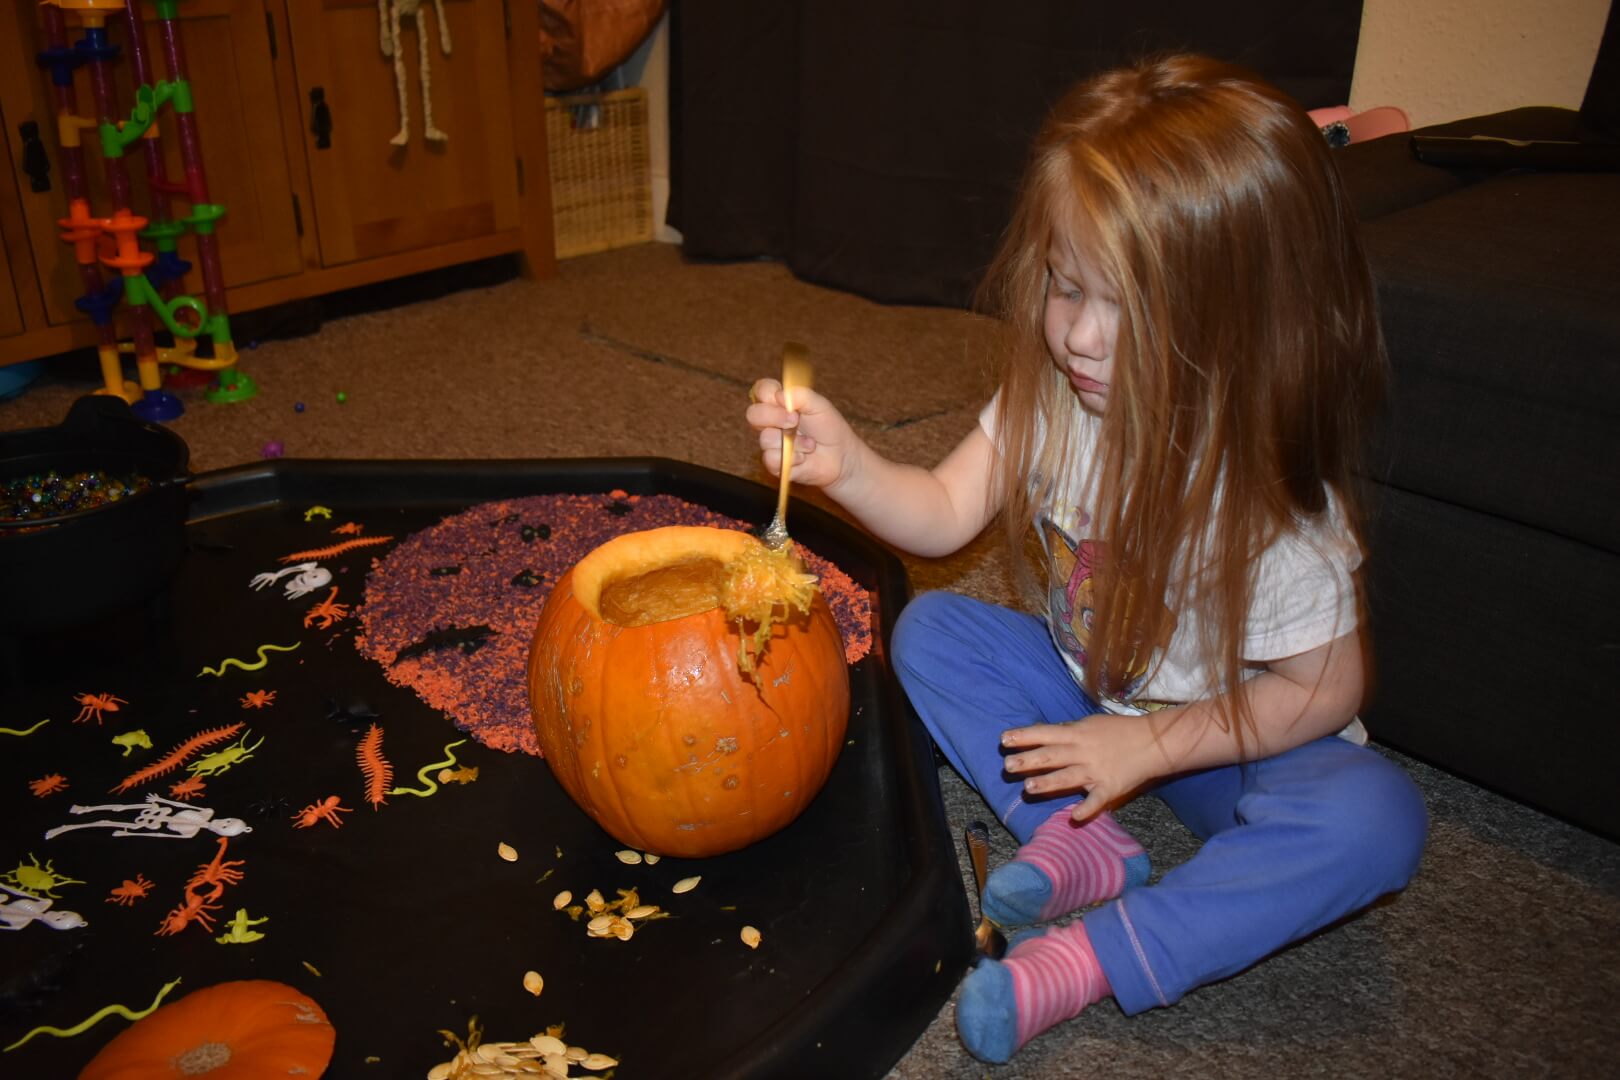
top-left (0, 719), bottom-right (50, 737)
top-left (3, 977), bottom-right (181, 1052)
top-left (388, 739), bottom-right (469, 797)
top-left (197, 641), bottom-right (301, 678)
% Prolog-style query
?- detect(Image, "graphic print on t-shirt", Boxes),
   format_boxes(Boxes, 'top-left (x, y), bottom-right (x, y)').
top-left (1037, 509), bottom-right (1173, 707)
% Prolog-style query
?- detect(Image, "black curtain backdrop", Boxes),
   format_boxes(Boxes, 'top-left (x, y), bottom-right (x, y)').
top-left (668, 1), bottom-right (1366, 308)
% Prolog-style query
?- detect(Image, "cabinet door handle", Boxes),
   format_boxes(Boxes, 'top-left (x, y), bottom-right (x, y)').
top-left (19, 120), bottom-right (52, 192)
top-left (309, 87), bottom-right (333, 149)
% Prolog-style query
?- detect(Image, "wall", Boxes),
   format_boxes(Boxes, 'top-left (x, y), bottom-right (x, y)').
top-left (1349, 0), bottom-right (1610, 128)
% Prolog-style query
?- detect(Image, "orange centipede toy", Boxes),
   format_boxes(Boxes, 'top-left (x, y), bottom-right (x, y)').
top-left (279, 536), bottom-right (394, 564)
top-left (356, 722), bottom-right (393, 809)
top-left (112, 722), bottom-right (245, 795)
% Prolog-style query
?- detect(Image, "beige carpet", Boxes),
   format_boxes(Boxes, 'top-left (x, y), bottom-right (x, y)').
top-left (4, 243), bottom-right (1617, 1079)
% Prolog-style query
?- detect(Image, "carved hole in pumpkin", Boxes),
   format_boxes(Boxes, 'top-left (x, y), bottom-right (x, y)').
top-left (597, 557), bottom-right (727, 627)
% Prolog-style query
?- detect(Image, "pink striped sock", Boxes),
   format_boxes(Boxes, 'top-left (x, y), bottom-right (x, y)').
top-left (1010, 921), bottom-right (1111, 1048)
top-left (982, 809), bottom-right (1149, 925)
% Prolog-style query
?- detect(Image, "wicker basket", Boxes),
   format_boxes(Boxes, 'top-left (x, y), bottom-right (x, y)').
top-left (545, 89), bottom-right (655, 259)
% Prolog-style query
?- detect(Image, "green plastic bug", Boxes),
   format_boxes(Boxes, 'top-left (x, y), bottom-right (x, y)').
top-left (187, 732), bottom-right (266, 778)
top-left (2, 854), bottom-right (84, 898)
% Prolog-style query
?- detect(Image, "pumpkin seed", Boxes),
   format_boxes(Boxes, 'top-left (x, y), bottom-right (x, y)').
top-left (644, 853), bottom-right (660, 864)
top-left (498, 842), bottom-right (519, 862)
top-left (672, 875), bottom-right (701, 894)
top-left (614, 849), bottom-right (642, 864)
top-left (477, 1042), bottom-right (507, 1062)
top-left (530, 1035), bottom-right (567, 1056)
top-left (581, 1053), bottom-right (619, 1070)
top-left (566, 1046), bottom-right (589, 1062)
top-left (586, 914), bottom-right (613, 934)
top-left (584, 889), bottom-right (605, 912)
top-left (625, 904), bottom-right (659, 919)
top-left (610, 918), bottom-right (635, 941)
top-left (522, 970), bottom-right (544, 996)
top-left (741, 925), bottom-right (762, 949)
top-left (552, 890), bottom-right (572, 910)
top-left (427, 1064), bottom-right (454, 1080)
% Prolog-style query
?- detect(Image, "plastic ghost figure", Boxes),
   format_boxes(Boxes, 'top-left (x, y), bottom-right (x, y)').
top-left (380, 0), bottom-right (452, 145)
top-left (1, 883), bottom-right (87, 931)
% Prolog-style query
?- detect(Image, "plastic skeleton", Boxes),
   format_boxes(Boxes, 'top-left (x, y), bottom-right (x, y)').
top-left (251, 561), bottom-right (332, 599)
top-left (380, 0), bottom-right (451, 145)
top-left (1, 883), bottom-right (87, 932)
top-left (43, 794), bottom-right (253, 841)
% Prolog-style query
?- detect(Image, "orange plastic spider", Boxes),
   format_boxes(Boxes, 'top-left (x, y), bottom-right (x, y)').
top-left (107, 874), bottom-right (155, 906)
top-left (332, 521), bottom-right (365, 535)
top-left (72, 691), bottom-right (127, 725)
top-left (240, 689), bottom-right (278, 709)
top-left (28, 773), bottom-right (68, 797)
top-left (168, 775), bottom-right (207, 800)
top-left (292, 795), bottom-right (352, 829)
top-left (303, 586), bottom-right (349, 630)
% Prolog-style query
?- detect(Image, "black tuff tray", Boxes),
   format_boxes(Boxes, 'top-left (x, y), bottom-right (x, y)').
top-left (0, 458), bottom-right (971, 1079)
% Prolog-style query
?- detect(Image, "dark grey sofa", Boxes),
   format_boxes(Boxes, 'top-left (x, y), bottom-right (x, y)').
top-left (1336, 81), bottom-right (1620, 838)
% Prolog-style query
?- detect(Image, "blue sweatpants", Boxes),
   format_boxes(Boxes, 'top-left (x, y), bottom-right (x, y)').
top-left (892, 591), bottom-right (1428, 1015)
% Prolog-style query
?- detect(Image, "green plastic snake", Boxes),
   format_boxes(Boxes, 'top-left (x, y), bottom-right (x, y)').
top-left (3, 977), bottom-right (181, 1052)
top-left (0, 719), bottom-right (50, 737)
top-left (197, 642), bottom-right (301, 678)
top-left (389, 739), bottom-right (468, 798)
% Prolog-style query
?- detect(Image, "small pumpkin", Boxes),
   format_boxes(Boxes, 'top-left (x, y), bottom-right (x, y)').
top-left (527, 525), bottom-right (851, 858)
top-left (78, 979), bottom-right (335, 1080)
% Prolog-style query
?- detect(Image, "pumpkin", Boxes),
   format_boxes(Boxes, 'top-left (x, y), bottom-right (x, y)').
top-left (78, 979), bottom-right (335, 1080)
top-left (527, 525), bottom-right (851, 858)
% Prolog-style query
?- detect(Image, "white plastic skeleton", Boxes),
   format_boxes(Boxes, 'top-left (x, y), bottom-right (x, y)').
top-left (250, 561), bottom-right (332, 599)
top-left (1, 883), bottom-right (87, 931)
top-left (380, 0), bottom-right (451, 145)
top-left (44, 794), bottom-right (252, 841)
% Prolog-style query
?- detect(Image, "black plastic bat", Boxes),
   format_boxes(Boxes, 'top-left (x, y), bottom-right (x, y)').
top-left (393, 623), bottom-right (498, 662)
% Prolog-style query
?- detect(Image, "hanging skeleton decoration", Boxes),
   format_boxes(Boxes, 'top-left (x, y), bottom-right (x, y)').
top-left (380, 0), bottom-right (452, 146)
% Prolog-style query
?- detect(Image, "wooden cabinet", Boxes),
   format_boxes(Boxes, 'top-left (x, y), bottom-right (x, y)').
top-left (285, 0), bottom-right (522, 266)
top-left (0, 217), bottom-right (23, 339)
top-left (0, 0), bottom-right (553, 368)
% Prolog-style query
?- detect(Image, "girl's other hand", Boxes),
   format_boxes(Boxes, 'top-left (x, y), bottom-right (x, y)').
top-left (745, 379), bottom-right (858, 492)
top-left (1001, 712), bottom-right (1165, 821)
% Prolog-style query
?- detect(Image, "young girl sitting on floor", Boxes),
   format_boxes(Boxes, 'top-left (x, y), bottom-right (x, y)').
top-left (746, 53), bottom-right (1428, 1065)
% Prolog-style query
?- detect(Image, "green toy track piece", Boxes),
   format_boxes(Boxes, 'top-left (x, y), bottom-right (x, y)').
top-left (140, 219), bottom-right (188, 251)
top-left (207, 369), bottom-right (259, 404)
top-left (186, 204), bottom-right (227, 234)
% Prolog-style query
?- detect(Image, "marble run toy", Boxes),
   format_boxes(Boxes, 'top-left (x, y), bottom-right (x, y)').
top-left (36, 0), bottom-right (257, 420)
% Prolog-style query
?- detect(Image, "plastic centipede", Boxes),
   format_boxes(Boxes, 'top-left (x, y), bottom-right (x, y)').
top-left (111, 722), bottom-right (245, 794)
top-left (356, 722), bottom-right (393, 809)
top-left (279, 536), bottom-right (394, 564)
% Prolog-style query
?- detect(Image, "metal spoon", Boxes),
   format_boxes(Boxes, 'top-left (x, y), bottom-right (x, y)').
top-left (965, 820), bottom-right (1008, 960)
top-left (761, 342), bottom-right (811, 550)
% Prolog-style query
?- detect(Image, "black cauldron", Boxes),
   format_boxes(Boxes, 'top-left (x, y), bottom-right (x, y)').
top-left (1, 395), bottom-right (191, 635)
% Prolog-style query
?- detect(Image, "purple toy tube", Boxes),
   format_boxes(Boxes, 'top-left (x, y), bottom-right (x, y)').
top-left (119, 0), bottom-right (183, 295)
top-left (153, 1), bottom-right (227, 317)
top-left (40, 4), bottom-right (125, 398)
top-left (81, 9), bottom-right (179, 420)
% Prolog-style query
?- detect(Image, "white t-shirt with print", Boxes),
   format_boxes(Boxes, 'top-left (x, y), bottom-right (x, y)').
top-left (979, 397), bottom-right (1368, 743)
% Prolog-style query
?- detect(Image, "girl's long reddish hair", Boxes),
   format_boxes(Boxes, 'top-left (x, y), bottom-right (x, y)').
top-left (980, 55), bottom-right (1386, 742)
